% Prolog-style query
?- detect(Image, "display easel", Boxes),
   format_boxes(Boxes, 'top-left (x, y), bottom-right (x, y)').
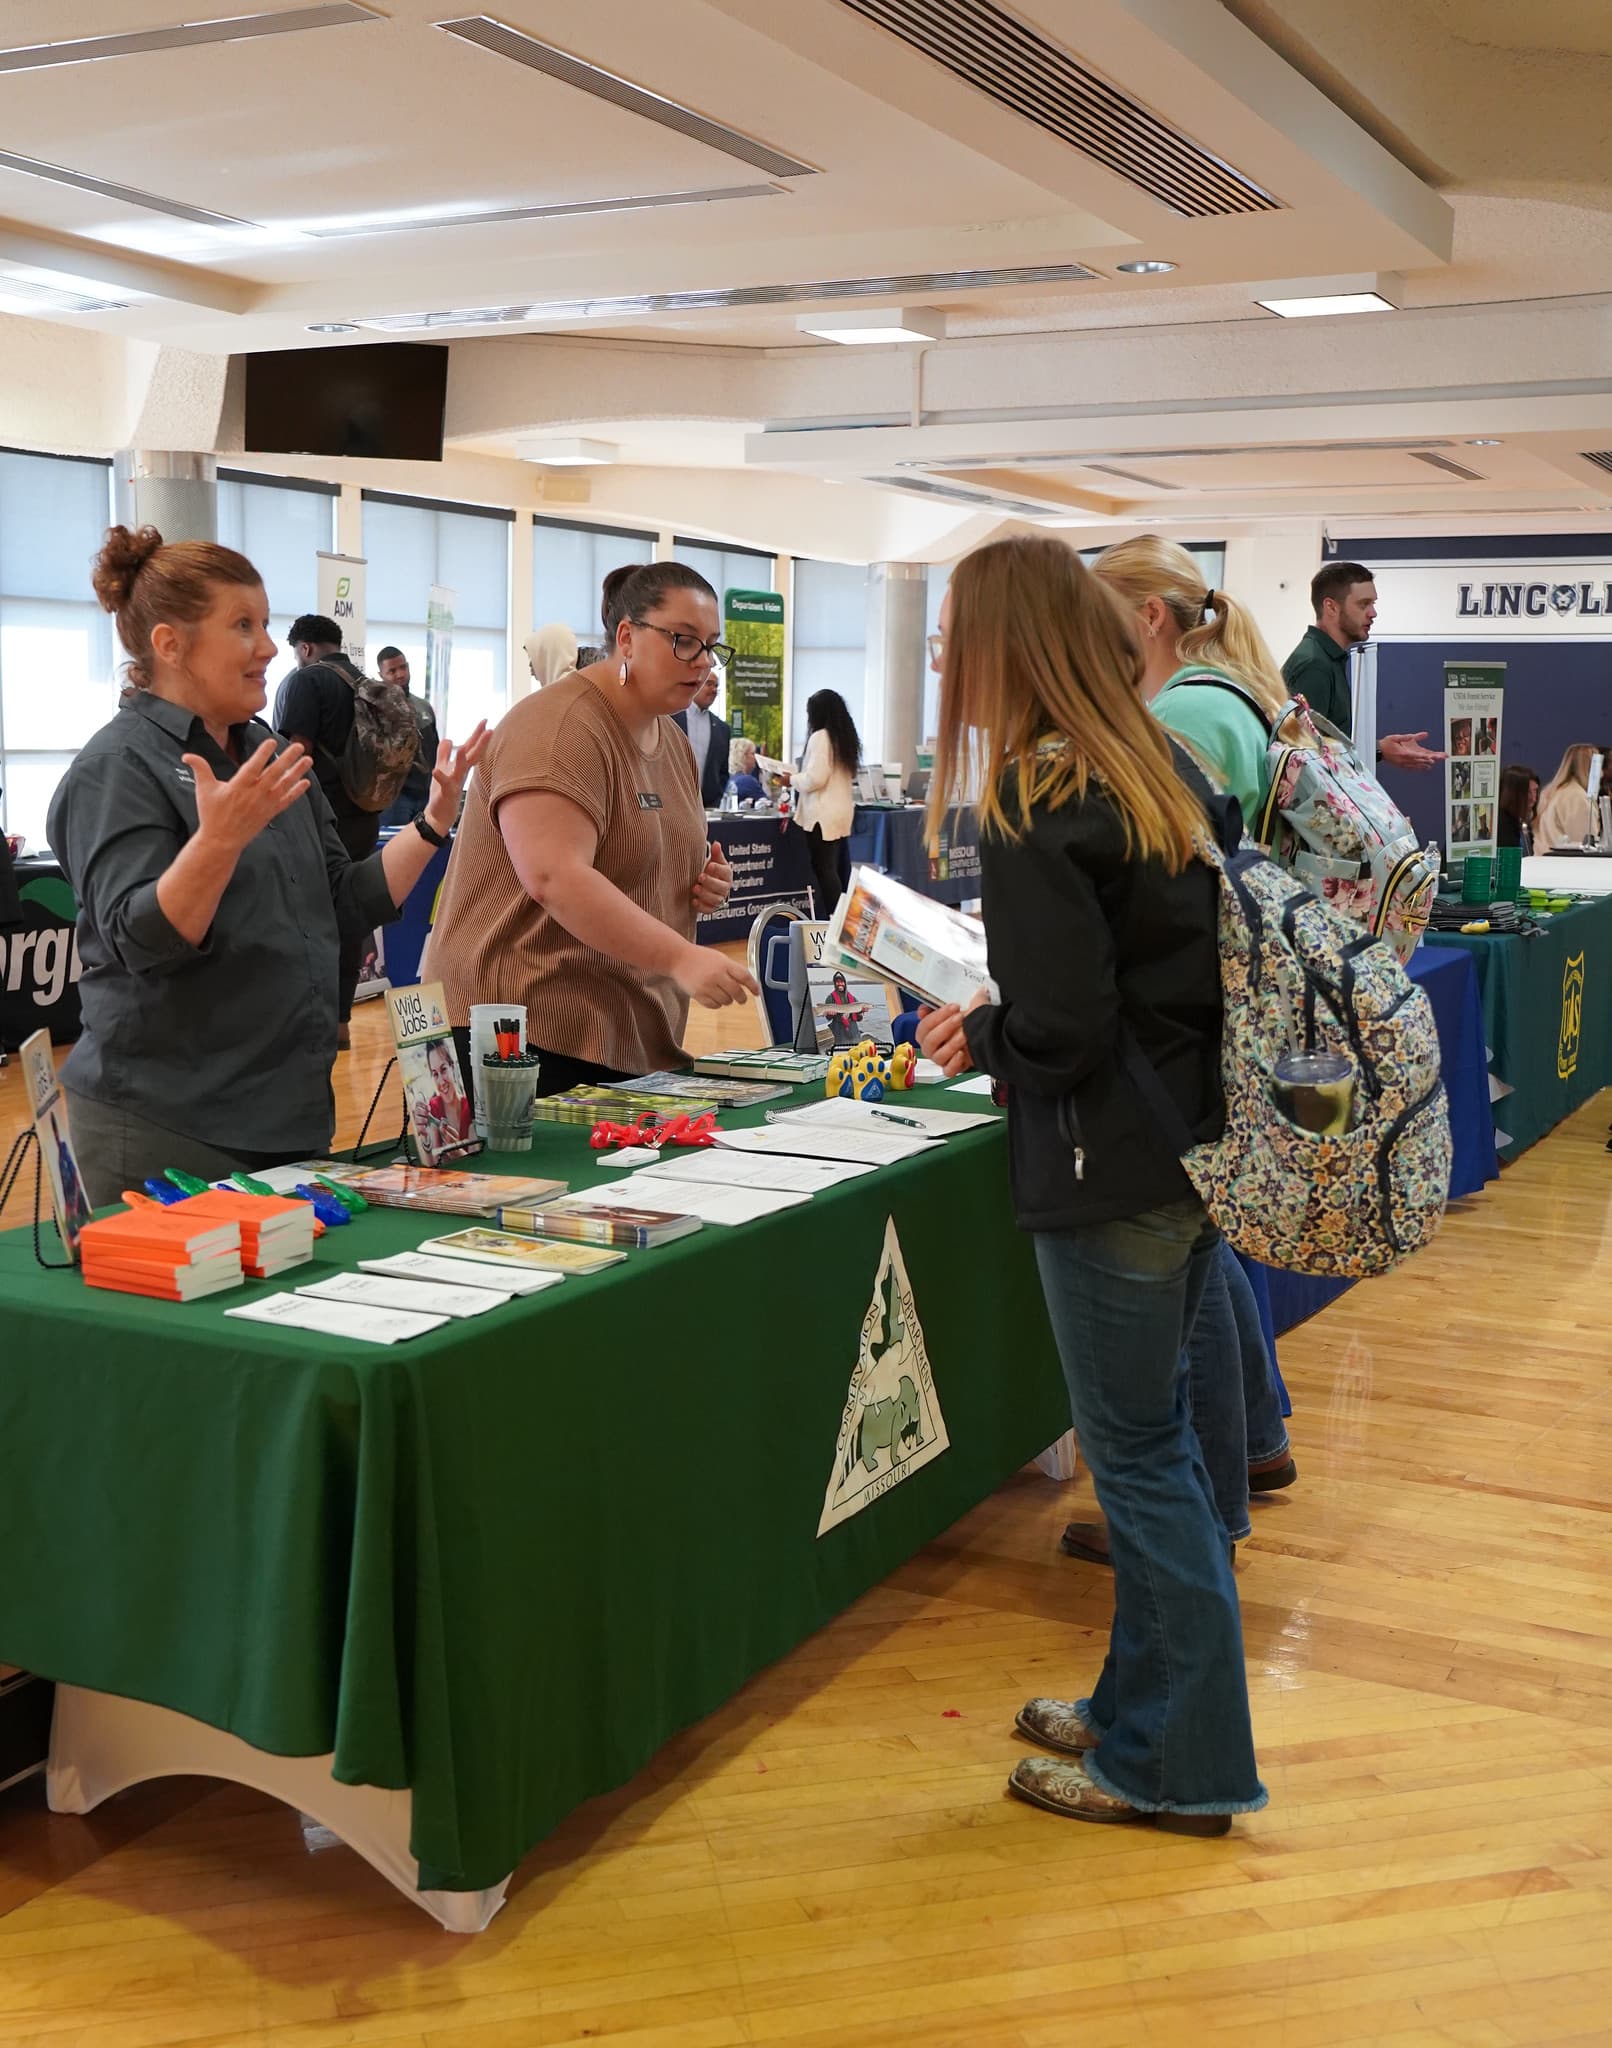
top-left (351, 1057), bottom-right (407, 1161)
top-left (0, 1128), bottom-right (74, 1270)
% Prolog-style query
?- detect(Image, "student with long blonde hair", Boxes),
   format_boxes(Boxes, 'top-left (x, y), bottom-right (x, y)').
top-left (1535, 742), bottom-right (1599, 852)
top-left (918, 536), bottom-right (1266, 1833)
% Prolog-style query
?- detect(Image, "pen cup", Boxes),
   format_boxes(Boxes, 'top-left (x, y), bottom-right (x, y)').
top-left (480, 1059), bottom-right (539, 1152)
top-left (469, 1003), bottom-right (528, 1137)
top-left (1271, 1049), bottom-right (1356, 1136)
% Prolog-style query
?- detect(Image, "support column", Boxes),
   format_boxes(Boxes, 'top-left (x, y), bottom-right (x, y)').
top-left (862, 561), bottom-right (927, 786)
top-left (112, 451), bottom-right (217, 542)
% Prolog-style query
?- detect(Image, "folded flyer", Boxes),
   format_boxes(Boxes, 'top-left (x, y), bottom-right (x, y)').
top-left (828, 865), bottom-right (996, 1011)
top-left (419, 1228), bottom-right (627, 1276)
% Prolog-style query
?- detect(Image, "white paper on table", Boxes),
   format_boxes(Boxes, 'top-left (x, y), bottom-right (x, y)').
top-left (226, 1293), bottom-right (447, 1344)
top-left (586, 1176), bottom-right (810, 1227)
top-left (714, 1124), bottom-right (936, 1167)
top-left (298, 1272), bottom-right (511, 1319)
top-left (359, 1252), bottom-right (562, 1298)
top-left (912, 1058), bottom-right (947, 1085)
top-left (773, 1095), bottom-right (997, 1137)
top-left (597, 1146), bottom-right (663, 1169)
top-left (363, 1252), bottom-right (562, 1295)
top-left (633, 1149), bottom-right (876, 1195)
top-left (948, 1074), bottom-right (997, 1096)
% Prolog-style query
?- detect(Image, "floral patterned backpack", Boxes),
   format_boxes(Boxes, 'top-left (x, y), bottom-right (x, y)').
top-left (1123, 839), bottom-right (1451, 1278)
top-left (1176, 672), bottom-right (1438, 962)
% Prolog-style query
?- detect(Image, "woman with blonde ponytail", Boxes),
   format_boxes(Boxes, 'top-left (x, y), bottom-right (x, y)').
top-left (1093, 536), bottom-right (1286, 826)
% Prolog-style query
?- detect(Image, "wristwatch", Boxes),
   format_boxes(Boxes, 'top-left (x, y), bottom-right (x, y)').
top-left (412, 812), bottom-right (449, 849)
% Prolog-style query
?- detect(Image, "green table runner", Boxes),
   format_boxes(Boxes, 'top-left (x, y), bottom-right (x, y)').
top-left (0, 1088), bottom-right (1068, 1891)
top-left (1423, 892), bottom-right (1612, 1158)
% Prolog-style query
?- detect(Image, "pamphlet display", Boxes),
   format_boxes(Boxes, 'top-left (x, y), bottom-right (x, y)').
top-left (17, 1028), bottom-right (91, 1258)
top-left (1443, 661), bottom-right (1505, 866)
top-left (387, 982), bottom-right (482, 1166)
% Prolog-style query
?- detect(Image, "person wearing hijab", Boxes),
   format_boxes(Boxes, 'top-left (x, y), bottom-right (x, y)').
top-left (524, 624), bottom-right (579, 692)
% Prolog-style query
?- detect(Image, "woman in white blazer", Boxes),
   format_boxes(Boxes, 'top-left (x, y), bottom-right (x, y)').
top-left (788, 689), bottom-right (861, 917)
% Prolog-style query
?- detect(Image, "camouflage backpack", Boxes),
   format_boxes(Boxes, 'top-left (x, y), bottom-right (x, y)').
top-left (1126, 840), bottom-right (1451, 1279)
top-left (337, 667), bottom-right (425, 813)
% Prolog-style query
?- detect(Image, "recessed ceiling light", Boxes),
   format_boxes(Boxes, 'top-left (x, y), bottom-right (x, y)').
top-left (1467, 437), bottom-right (1502, 447)
top-left (0, 3), bottom-right (379, 73)
top-left (797, 308), bottom-right (946, 345)
top-left (517, 437), bottom-right (617, 467)
top-left (306, 321), bottom-right (358, 333)
top-left (1116, 260), bottom-right (1177, 275)
top-left (1257, 292), bottom-right (1395, 318)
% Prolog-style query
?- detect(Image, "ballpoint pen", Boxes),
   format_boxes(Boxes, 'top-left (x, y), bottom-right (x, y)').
top-left (869, 1108), bottom-right (923, 1129)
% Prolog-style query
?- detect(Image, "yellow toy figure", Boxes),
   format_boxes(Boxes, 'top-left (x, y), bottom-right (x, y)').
top-left (826, 1037), bottom-right (918, 1101)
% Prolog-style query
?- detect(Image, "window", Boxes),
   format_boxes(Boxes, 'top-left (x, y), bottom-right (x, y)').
top-left (1077, 541), bottom-right (1226, 589)
top-left (671, 539), bottom-right (775, 612)
top-left (923, 565), bottom-right (949, 751)
top-left (0, 450), bottom-right (115, 849)
top-left (791, 559), bottom-right (867, 757)
top-left (531, 518), bottom-right (654, 650)
top-left (362, 493), bottom-right (511, 737)
top-left (216, 472), bottom-right (337, 700)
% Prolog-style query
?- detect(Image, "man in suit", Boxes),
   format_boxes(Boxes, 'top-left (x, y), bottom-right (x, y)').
top-left (673, 673), bottom-right (732, 809)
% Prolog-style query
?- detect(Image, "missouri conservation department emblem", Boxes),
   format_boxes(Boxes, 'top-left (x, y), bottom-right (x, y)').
top-left (818, 1219), bottom-right (949, 1535)
top-left (1558, 952), bottom-right (1585, 1080)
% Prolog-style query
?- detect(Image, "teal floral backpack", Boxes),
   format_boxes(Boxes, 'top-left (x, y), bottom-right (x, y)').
top-left (1126, 839), bottom-right (1451, 1278)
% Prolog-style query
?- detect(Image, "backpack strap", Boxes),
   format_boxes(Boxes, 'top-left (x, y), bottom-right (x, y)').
top-left (1115, 1025), bottom-right (1198, 1160)
top-left (1164, 668), bottom-right (1273, 736)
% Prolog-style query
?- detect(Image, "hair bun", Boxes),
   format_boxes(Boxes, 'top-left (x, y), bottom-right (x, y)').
top-left (91, 524), bottom-right (165, 615)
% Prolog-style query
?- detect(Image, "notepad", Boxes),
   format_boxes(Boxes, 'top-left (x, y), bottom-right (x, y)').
top-left (779, 1096), bottom-right (998, 1138)
top-left (588, 1176), bottom-right (809, 1227)
top-left (714, 1125), bottom-right (937, 1167)
top-left (635, 1150), bottom-right (876, 1195)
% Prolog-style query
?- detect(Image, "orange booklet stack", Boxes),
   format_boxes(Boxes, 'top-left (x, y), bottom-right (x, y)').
top-left (176, 1190), bottom-right (318, 1279)
top-left (77, 1209), bottom-right (245, 1302)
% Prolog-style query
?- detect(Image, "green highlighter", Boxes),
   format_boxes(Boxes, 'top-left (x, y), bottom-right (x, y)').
top-left (227, 1171), bottom-right (276, 1196)
top-left (163, 1168), bottom-right (213, 1196)
top-left (314, 1175), bottom-right (368, 1213)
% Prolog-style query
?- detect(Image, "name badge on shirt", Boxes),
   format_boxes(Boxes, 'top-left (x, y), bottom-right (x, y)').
top-left (636, 791), bottom-right (663, 811)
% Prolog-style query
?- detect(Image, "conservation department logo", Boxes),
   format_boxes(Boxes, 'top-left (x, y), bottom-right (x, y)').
top-left (818, 1218), bottom-right (949, 1536)
top-left (1558, 951), bottom-right (1585, 1080)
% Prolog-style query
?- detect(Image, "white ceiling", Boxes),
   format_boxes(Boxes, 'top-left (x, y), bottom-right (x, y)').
top-left (3, 0), bottom-right (1612, 542)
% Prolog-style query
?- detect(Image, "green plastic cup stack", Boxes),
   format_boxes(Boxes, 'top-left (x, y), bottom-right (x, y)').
top-left (1461, 854), bottom-right (1495, 905)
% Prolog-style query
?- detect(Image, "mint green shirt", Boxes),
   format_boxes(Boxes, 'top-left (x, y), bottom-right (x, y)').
top-left (1151, 666), bottom-right (1272, 826)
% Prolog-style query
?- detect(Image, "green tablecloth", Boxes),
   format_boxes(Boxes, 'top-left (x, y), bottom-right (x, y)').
top-left (1423, 892), bottom-right (1612, 1157)
top-left (0, 1089), bottom-right (1067, 1892)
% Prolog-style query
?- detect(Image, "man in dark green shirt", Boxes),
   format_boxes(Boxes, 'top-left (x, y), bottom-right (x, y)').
top-left (1283, 561), bottom-right (1444, 771)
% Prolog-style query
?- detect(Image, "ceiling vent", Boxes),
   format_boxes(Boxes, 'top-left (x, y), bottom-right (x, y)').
top-left (437, 18), bottom-right (817, 178)
top-left (1084, 461), bottom-right (1178, 490)
top-left (1579, 450), bottom-right (1612, 476)
top-left (839, 0), bottom-right (1281, 218)
top-left (0, 274), bottom-right (129, 313)
top-left (307, 182), bottom-right (780, 237)
top-left (0, 4), bottom-right (378, 73)
top-left (355, 260), bottom-right (1101, 331)
top-left (0, 148), bottom-right (252, 228)
top-left (1408, 450), bottom-right (1485, 482)
top-left (870, 474), bottom-right (1069, 517)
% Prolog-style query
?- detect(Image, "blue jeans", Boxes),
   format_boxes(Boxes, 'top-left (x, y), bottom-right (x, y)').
top-left (1034, 1201), bottom-right (1267, 1816)
top-left (1185, 1245), bottom-right (1250, 1543)
top-left (1227, 1250), bottom-right (1291, 1467)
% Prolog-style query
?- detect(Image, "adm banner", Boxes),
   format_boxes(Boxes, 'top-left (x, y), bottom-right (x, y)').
top-left (1371, 558), bottom-right (1612, 640)
top-left (315, 551), bottom-right (367, 669)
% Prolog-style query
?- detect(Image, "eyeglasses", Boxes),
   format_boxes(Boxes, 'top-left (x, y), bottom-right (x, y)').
top-left (633, 620), bottom-right (735, 668)
top-left (927, 633), bottom-right (946, 664)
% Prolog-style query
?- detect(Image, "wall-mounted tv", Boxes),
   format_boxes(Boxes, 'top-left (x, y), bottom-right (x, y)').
top-left (242, 342), bottom-right (448, 461)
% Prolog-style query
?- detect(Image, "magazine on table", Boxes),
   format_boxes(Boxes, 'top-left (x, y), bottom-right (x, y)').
top-left (420, 1227), bottom-right (626, 1276)
top-left (18, 1028), bottom-right (92, 1259)
top-left (605, 1071), bottom-right (790, 1108)
top-left (386, 981), bottom-right (482, 1167)
top-left (286, 1162), bottom-right (567, 1215)
top-left (691, 1049), bottom-right (831, 1084)
top-left (827, 865), bottom-right (996, 1011)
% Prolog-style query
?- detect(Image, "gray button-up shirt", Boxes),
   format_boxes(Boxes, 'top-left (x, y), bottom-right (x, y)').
top-left (47, 691), bottom-right (398, 1153)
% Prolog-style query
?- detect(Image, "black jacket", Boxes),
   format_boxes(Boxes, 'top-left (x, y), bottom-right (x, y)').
top-left (962, 748), bottom-right (1227, 1231)
top-left (673, 708), bottom-right (733, 808)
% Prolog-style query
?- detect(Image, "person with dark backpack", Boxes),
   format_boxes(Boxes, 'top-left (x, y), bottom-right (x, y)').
top-left (274, 614), bottom-right (420, 1044)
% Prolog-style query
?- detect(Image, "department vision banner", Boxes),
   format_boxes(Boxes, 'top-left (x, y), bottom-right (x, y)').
top-left (724, 588), bottom-right (785, 762)
top-left (1443, 661), bottom-right (1505, 865)
top-left (424, 583), bottom-right (456, 726)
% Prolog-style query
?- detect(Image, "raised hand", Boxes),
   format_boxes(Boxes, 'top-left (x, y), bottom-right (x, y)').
top-left (692, 839), bottom-right (734, 913)
top-left (424, 722), bottom-right (491, 834)
top-left (184, 739), bottom-right (311, 855)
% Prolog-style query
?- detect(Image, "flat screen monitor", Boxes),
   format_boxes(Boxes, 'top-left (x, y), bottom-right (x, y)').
top-left (242, 342), bottom-right (448, 461)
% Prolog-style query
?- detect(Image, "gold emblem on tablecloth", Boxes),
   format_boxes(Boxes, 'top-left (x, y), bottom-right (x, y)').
top-left (818, 1218), bottom-right (950, 1536)
top-left (1558, 951), bottom-right (1585, 1080)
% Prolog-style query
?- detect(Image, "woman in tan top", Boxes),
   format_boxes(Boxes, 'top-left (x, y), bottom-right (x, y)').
top-left (1535, 742), bottom-right (1598, 854)
top-left (423, 562), bottom-right (757, 1092)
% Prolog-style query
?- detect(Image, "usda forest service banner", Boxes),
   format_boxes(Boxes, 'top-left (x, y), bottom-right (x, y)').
top-left (724, 588), bottom-right (784, 763)
top-left (1443, 661), bottom-right (1505, 865)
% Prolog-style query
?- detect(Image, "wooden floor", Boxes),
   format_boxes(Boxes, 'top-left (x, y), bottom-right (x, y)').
top-left (4, 1002), bottom-right (1612, 2046)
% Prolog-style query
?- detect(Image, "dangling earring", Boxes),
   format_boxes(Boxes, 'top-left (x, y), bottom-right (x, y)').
top-left (618, 658), bottom-right (629, 687)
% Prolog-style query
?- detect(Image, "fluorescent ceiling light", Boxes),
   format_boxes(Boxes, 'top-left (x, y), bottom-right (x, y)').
top-left (0, 147), bottom-right (253, 228)
top-left (1257, 291), bottom-right (1395, 318)
top-left (0, 4), bottom-right (379, 73)
top-left (304, 182), bottom-right (779, 238)
top-left (518, 437), bottom-right (617, 466)
top-left (437, 18), bottom-right (816, 179)
top-left (798, 308), bottom-right (946, 344)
